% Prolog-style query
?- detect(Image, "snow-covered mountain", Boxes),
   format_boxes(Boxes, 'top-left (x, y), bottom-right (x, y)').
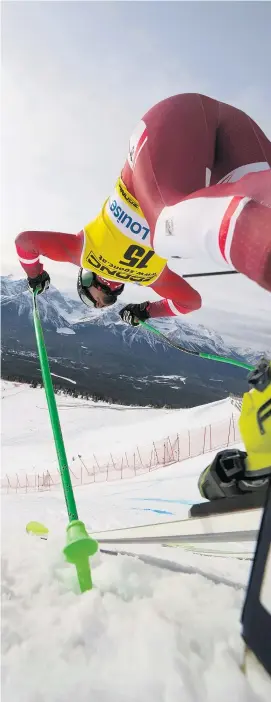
top-left (1, 275), bottom-right (84, 327)
top-left (2, 273), bottom-right (269, 411)
top-left (1, 275), bottom-right (268, 365)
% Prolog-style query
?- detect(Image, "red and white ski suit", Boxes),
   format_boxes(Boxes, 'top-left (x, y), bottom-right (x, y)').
top-left (15, 93), bottom-right (271, 320)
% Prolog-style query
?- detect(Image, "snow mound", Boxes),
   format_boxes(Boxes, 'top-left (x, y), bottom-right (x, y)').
top-left (1, 531), bottom-right (261, 702)
top-left (56, 327), bottom-right (76, 335)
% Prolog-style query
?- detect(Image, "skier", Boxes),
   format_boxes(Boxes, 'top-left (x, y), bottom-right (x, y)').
top-left (15, 93), bottom-right (271, 326)
top-left (198, 357), bottom-right (271, 499)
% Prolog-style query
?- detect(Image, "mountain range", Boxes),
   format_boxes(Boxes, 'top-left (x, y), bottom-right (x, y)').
top-left (1, 275), bottom-right (268, 407)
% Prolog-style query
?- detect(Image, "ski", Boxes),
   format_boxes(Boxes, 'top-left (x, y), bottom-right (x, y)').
top-left (189, 490), bottom-right (268, 518)
top-left (27, 492), bottom-right (265, 553)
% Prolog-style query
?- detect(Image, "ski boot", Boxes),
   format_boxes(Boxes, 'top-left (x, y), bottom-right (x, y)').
top-left (198, 357), bottom-right (271, 501)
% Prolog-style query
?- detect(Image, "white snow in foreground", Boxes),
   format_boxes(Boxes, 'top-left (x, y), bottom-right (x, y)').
top-left (2, 533), bottom-right (256, 702)
top-left (1, 381), bottom-right (269, 702)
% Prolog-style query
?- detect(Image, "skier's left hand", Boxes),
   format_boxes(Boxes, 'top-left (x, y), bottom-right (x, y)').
top-left (28, 270), bottom-right (50, 294)
top-left (119, 302), bottom-right (150, 326)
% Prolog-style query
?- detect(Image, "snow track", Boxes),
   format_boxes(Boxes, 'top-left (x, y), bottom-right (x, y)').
top-left (100, 549), bottom-right (248, 589)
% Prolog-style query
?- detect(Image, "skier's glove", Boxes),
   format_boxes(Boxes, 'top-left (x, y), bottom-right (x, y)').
top-left (119, 302), bottom-right (150, 327)
top-left (28, 271), bottom-right (50, 294)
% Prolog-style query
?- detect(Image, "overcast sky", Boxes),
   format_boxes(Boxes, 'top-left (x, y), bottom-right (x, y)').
top-left (2, 0), bottom-right (271, 345)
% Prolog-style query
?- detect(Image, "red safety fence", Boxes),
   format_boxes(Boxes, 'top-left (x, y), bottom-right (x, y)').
top-left (1, 413), bottom-right (242, 493)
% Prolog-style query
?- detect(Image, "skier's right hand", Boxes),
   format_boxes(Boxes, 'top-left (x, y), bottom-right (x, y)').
top-left (28, 270), bottom-right (50, 294)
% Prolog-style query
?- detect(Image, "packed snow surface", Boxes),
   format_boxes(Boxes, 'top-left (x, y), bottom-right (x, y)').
top-left (1, 379), bottom-right (239, 475)
top-left (1, 381), bottom-right (269, 702)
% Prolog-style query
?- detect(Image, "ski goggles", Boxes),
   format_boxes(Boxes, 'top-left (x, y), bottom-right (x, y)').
top-left (77, 269), bottom-right (95, 308)
top-left (77, 268), bottom-right (121, 309)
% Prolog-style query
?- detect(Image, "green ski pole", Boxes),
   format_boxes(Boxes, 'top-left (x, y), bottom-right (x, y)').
top-left (32, 289), bottom-right (98, 592)
top-left (140, 320), bottom-right (254, 372)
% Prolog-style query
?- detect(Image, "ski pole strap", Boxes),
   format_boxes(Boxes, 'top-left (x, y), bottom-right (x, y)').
top-left (140, 321), bottom-right (254, 371)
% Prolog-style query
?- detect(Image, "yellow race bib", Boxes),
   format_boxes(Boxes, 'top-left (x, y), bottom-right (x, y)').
top-left (81, 179), bottom-right (166, 286)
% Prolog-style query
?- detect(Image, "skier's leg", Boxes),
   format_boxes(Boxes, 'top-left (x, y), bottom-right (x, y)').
top-left (213, 102), bottom-right (271, 292)
top-left (124, 93), bottom-right (218, 235)
top-left (153, 104), bottom-right (271, 278)
top-left (125, 94), bottom-right (271, 281)
top-left (199, 359), bottom-right (271, 501)
top-left (213, 100), bottom-right (271, 181)
top-left (229, 199), bottom-right (271, 293)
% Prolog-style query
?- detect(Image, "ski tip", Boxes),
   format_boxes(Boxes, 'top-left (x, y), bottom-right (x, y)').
top-left (26, 521), bottom-right (49, 538)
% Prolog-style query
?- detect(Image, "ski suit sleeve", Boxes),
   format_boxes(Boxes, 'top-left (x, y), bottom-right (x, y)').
top-left (148, 265), bottom-right (202, 318)
top-left (15, 230), bottom-right (83, 278)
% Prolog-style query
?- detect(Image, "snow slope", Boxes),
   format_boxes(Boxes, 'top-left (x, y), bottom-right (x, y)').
top-left (1, 381), bottom-right (269, 702)
top-left (1, 380), bottom-right (239, 476)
